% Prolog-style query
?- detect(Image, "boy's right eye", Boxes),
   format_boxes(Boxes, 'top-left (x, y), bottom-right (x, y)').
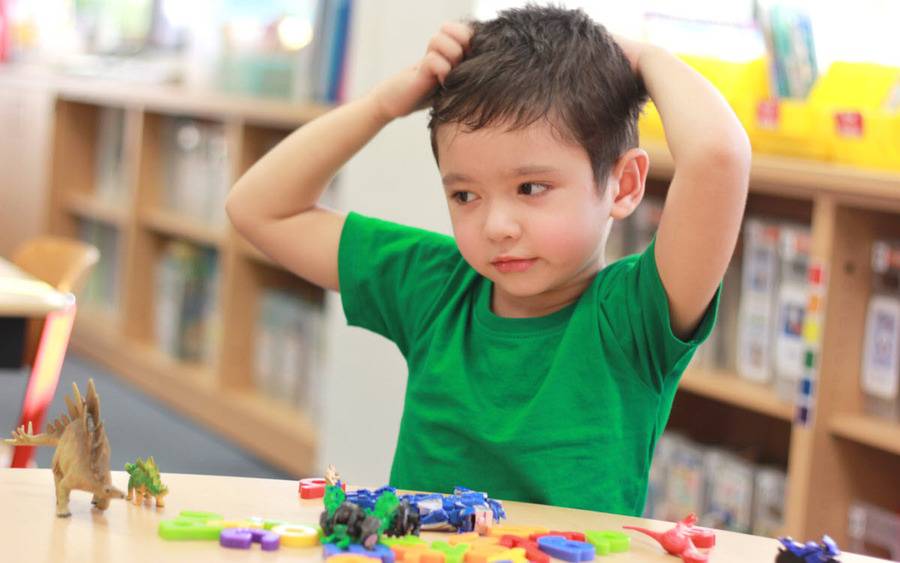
top-left (451, 191), bottom-right (477, 204)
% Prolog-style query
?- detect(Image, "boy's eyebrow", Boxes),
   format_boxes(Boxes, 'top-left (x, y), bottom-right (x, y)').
top-left (441, 172), bottom-right (473, 188)
top-left (508, 165), bottom-right (561, 177)
top-left (441, 165), bottom-right (561, 188)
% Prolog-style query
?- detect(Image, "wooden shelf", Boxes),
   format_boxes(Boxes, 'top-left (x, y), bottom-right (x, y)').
top-left (140, 207), bottom-right (225, 248)
top-left (679, 368), bottom-right (794, 421)
top-left (53, 75), bottom-right (332, 129)
top-left (71, 312), bottom-right (317, 476)
top-left (76, 303), bottom-right (120, 332)
top-left (64, 191), bottom-right (127, 226)
top-left (830, 412), bottom-right (900, 457)
top-left (643, 142), bottom-right (900, 211)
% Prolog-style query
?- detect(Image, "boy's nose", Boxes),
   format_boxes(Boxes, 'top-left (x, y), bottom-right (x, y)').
top-left (483, 204), bottom-right (522, 242)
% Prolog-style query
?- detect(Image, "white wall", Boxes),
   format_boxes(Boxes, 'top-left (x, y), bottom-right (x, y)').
top-left (317, 0), bottom-right (473, 486)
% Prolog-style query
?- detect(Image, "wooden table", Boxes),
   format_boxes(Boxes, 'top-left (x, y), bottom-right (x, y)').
top-left (0, 257), bottom-right (73, 316)
top-left (0, 469), bottom-right (886, 562)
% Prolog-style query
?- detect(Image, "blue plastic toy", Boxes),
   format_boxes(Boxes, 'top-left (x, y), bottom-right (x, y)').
top-left (323, 542), bottom-right (396, 562)
top-left (537, 536), bottom-right (596, 562)
top-left (775, 535), bottom-right (841, 563)
top-left (345, 486), bottom-right (506, 533)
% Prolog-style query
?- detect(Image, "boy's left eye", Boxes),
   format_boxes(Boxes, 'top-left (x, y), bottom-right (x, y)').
top-left (518, 182), bottom-right (550, 196)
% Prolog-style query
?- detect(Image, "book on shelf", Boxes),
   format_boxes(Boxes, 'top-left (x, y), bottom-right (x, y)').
top-left (753, 465), bottom-right (787, 538)
top-left (154, 240), bottom-right (220, 364)
top-left (94, 107), bottom-right (128, 205)
top-left (735, 218), bottom-right (811, 397)
top-left (162, 118), bottom-right (231, 229)
top-left (701, 448), bottom-right (755, 533)
top-left (254, 288), bottom-right (325, 421)
top-left (77, 219), bottom-right (120, 313)
top-left (772, 224), bottom-right (811, 403)
top-left (655, 432), bottom-right (707, 522)
top-left (645, 431), bottom-right (787, 536)
top-left (311, 0), bottom-right (354, 103)
top-left (756, 2), bottom-right (818, 99)
top-left (861, 239), bottom-right (900, 422)
top-left (737, 218), bottom-right (780, 384)
top-left (848, 500), bottom-right (900, 560)
top-left (715, 259), bottom-right (742, 372)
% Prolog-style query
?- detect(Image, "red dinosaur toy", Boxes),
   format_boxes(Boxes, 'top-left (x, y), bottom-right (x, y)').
top-left (623, 513), bottom-right (716, 563)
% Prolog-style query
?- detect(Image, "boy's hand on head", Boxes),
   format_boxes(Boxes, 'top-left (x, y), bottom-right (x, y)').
top-left (369, 22), bottom-right (472, 121)
top-left (611, 34), bottom-right (647, 75)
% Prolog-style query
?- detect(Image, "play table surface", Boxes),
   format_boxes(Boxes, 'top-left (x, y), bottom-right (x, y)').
top-left (0, 468), bottom-right (887, 562)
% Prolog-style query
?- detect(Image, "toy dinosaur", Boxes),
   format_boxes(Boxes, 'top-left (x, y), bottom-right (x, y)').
top-left (325, 463), bottom-right (341, 485)
top-left (5, 379), bottom-right (125, 517)
top-left (624, 513), bottom-right (716, 563)
top-left (125, 456), bottom-right (169, 507)
top-left (319, 465), bottom-right (421, 549)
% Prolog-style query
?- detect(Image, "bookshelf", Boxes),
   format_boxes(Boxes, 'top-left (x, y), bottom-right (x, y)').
top-left (23, 74), bottom-right (899, 545)
top-left (679, 368), bottom-right (794, 422)
top-left (830, 413), bottom-right (900, 457)
top-left (38, 77), bottom-right (332, 477)
top-left (645, 141), bottom-right (900, 545)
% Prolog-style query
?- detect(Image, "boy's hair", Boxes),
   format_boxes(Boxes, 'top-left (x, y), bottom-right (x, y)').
top-left (428, 4), bottom-right (648, 186)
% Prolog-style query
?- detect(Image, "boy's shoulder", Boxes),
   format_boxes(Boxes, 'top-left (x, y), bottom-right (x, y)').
top-left (596, 246), bottom-right (648, 287)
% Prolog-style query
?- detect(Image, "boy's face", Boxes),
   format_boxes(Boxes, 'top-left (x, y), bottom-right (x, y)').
top-left (436, 119), bottom-right (623, 316)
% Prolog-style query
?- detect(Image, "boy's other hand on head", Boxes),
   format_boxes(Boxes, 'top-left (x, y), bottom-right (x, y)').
top-left (611, 34), bottom-right (648, 75)
top-left (370, 22), bottom-right (472, 122)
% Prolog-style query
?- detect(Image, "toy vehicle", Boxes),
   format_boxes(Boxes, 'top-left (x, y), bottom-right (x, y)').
top-left (775, 535), bottom-right (841, 563)
top-left (346, 486), bottom-right (506, 533)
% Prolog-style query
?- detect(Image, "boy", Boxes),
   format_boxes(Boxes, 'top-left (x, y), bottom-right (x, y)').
top-left (226, 6), bottom-right (750, 515)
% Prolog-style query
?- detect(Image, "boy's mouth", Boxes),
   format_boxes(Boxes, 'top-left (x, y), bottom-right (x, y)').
top-left (491, 257), bottom-right (537, 273)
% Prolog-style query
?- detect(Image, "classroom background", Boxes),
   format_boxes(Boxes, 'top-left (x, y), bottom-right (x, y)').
top-left (0, 0), bottom-right (898, 558)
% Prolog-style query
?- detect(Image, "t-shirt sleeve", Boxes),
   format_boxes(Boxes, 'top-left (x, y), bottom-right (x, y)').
top-left (599, 238), bottom-right (720, 393)
top-left (338, 211), bottom-right (459, 356)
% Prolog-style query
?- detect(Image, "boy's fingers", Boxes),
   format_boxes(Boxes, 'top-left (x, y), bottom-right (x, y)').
top-left (424, 52), bottom-right (452, 85)
top-left (441, 21), bottom-right (473, 50)
top-left (428, 32), bottom-right (465, 66)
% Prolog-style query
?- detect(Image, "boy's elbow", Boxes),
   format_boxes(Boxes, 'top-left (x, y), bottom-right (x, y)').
top-left (225, 187), bottom-right (253, 235)
top-left (709, 129), bottom-right (751, 184)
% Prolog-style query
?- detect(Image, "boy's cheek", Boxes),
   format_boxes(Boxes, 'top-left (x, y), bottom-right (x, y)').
top-left (536, 213), bottom-right (602, 247)
top-left (453, 229), bottom-right (489, 266)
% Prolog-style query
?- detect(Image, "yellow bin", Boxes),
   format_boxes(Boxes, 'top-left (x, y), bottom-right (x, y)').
top-left (639, 55), bottom-right (767, 143)
top-left (809, 62), bottom-right (900, 171)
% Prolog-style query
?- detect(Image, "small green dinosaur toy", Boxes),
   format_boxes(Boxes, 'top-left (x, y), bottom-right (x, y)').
top-left (324, 481), bottom-right (346, 518)
top-left (372, 490), bottom-right (401, 534)
top-left (125, 456), bottom-right (168, 508)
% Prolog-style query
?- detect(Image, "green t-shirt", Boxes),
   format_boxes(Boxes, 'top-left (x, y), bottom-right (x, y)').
top-left (338, 211), bottom-right (718, 515)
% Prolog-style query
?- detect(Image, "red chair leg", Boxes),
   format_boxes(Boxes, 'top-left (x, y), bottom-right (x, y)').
top-left (11, 303), bottom-right (76, 468)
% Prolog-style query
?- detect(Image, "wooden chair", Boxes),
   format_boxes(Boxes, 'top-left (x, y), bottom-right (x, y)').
top-left (12, 236), bottom-right (100, 294)
top-left (6, 236), bottom-right (98, 468)
top-left (12, 236), bottom-right (99, 366)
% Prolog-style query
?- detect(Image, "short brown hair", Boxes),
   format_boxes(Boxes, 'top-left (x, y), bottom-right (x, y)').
top-left (428, 4), bottom-right (648, 185)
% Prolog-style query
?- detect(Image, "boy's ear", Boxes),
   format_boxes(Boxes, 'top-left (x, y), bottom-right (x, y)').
top-left (606, 147), bottom-right (649, 220)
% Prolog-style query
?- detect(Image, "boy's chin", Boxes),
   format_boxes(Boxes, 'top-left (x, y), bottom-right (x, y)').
top-left (487, 275), bottom-right (548, 298)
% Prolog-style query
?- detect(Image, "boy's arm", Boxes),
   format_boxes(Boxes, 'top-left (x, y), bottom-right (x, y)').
top-left (621, 40), bottom-right (752, 340)
top-left (226, 23), bottom-right (472, 292)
